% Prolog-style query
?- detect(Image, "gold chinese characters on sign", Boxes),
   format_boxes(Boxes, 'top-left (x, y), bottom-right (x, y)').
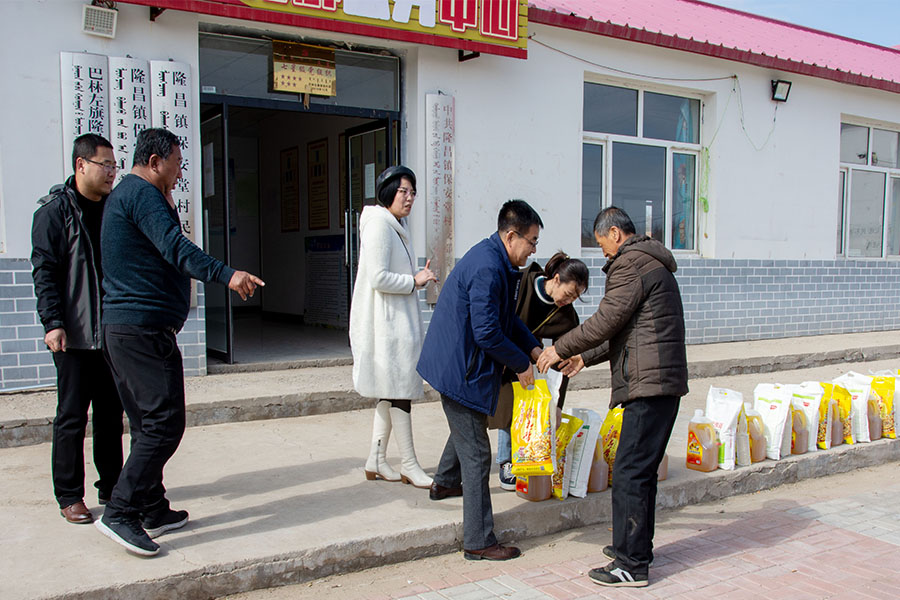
top-left (272, 41), bottom-right (336, 96)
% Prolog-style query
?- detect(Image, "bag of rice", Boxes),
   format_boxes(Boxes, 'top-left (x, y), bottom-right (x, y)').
top-left (600, 407), bottom-right (624, 486)
top-left (551, 413), bottom-right (583, 500)
top-left (816, 382), bottom-right (835, 450)
top-left (870, 376), bottom-right (896, 439)
top-left (511, 380), bottom-right (555, 476)
top-left (567, 408), bottom-right (603, 498)
top-left (705, 386), bottom-right (744, 470)
top-left (753, 384), bottom-right (793, 460)
top-left (833, 372), bottom-right (873, 443)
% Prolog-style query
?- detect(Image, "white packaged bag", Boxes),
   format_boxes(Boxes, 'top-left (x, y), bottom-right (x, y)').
top-left (790, 382), bottom-right (824, 453)
top-left (753, 384), bottom-right (793, 460)
top-left (833, 372), bottom-right (873, 443)
top-left (567, 408), bottom-right (602, 498)
top-left (705, 387), bottom-right (744, 470)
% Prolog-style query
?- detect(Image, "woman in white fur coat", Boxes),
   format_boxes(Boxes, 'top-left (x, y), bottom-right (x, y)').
top-left (349, 166), bottom-right (437, 489)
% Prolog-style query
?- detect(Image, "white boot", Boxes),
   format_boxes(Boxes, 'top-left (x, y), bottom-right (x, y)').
top-left (391, 406), bottom-right (433, 489)
top-left (365, 401), bottom-right (401, 482)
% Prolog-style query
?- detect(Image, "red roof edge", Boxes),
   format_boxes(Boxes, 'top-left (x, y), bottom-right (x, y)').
top-left (528, 7), bottom-right (900, 95)
top-left (682, 0), bottom-right (900, 57)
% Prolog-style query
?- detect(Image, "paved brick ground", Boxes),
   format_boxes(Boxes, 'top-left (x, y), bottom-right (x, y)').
top-left (228, 461), bottom-right (900, 600)
top-left (388, 482), bottom-right (900, 600)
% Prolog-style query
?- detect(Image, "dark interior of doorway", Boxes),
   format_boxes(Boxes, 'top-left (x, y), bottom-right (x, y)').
top-left (206, 105), bottom-right (374, 369)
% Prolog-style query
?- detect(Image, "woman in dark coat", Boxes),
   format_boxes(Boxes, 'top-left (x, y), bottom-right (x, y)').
top-left (488, 251), bottom-right (590, 490)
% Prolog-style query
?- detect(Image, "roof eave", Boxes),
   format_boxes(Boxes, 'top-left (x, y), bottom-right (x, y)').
top-left (529, 7), bottom-right (900, 95)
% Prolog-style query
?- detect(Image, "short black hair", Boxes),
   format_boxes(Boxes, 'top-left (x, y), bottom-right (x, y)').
top-left (378, 170), bottom-right (416, 209)
top-left (593, 206), bottom-right (636, 237)
top-left (497, 200), bottom-right (543, 234)
top-left (133, 128), bottom-right (180, 167)
top-left (72, 134), bottom-right (113, 172)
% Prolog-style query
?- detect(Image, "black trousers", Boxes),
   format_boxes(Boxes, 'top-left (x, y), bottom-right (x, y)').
top-left (102, 324), bottom-right (185, 520)
top-left (611, 395), bottom-right (680, 575)
top-left (51, 349), bottom-right (123, 508)
top-left (434, 395), bottom-right (497, 551)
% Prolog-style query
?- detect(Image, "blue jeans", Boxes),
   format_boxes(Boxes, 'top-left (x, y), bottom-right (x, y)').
top-left (496, 427), bottom-right (512, 465)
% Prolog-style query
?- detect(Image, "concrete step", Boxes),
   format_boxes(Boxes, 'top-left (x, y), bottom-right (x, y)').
top-left (3, 356), bottom-right (899, 600)
top-left (1, 331), bottom-right (898, 448)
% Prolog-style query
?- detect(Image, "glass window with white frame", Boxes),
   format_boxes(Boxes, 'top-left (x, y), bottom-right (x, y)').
top-left (838, 122), bottom-right (900, 258)
top-left (582, 82), bottom-right (701, 250)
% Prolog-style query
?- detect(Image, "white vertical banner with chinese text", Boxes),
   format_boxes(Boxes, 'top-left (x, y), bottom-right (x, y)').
top-left (60, 52), bottom-right (108, 174)
top-left (425, 93), bottom-right (455, 304)
top-left (108, 57), bottom-right (151, 185)
top-left (150, 60), bottom-right (195, 244)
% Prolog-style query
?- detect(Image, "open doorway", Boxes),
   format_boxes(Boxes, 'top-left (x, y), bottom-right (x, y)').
top-left (200, 104), bottom-right (396, 366)
top-left (198, 31), bottom-right (400, 367)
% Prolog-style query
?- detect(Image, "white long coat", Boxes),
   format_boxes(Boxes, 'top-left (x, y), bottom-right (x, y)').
top-left (349, 205), bottom-right (425, 399)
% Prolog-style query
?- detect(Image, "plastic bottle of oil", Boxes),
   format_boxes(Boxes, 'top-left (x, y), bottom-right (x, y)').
top-left (745, 404), bottom-right (767, 463)
top-left (587, 440), bottom-right (609, 492)
top-left (791, 408), bottom-right (808, 455)
top-left (868, 398), bottom-right (883, 441)
top-left (686, 409), bottom-right (718, 472)
top-left (516, 475), bottom-right (551, 501)
top-left (830, 400), bottom-right (843, 448)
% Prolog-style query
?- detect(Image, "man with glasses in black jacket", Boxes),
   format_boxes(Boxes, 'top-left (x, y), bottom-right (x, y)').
top-left (31, 134), bottom-right (124, 526)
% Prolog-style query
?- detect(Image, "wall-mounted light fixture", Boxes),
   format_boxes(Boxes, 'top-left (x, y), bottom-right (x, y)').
top-left (771, 79), bottom-right (792, 102)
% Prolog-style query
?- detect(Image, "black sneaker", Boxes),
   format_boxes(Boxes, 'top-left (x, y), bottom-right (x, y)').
top-left (141, 509), bottom-right (189, 539)
top-left (602, 545), bottom-right (654, 566)
top-left (98, 491), bottom-right (111, 506)
top-left (499, 462), bottom-right (516, 491)
top-left (588, 563), bottom-right (648, 587)
top-left (95, 514), bottom-right (160, 556)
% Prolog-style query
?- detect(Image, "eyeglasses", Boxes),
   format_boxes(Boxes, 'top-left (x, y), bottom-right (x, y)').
top-left (513, 230), bottom-right (539, 250)
top-left (397, 187), bottom-right (416, 197)
top-left (83, 158), bottom-right (118, 173)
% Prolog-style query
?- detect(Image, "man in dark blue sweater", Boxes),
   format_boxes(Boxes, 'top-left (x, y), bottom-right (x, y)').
top-left (95, 128), bottom-right (263, 557)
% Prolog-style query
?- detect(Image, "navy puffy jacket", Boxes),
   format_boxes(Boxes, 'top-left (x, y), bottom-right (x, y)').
top-left (417, 233), bottom-right (540, 415)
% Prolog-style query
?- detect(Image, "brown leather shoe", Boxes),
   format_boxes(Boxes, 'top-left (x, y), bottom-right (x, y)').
top-left (60, 501), bottom-right (93, 524)
top-left (464, 543), bottom-right (521, 561)
top-left (429, 482), bottom-right (463, 501)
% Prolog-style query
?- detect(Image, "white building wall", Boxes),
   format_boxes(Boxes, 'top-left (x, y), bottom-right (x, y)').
top-left (0, 1), bottom-right (205, 389)
top-left (1, 3), bottom-right (898, 389)
top-left (409, 23), bottom-right (900, 262)
top-left (0, 1), bottom-right (201, 257)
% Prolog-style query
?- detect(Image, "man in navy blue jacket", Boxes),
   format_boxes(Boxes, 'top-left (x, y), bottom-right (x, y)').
top-left (417, 200), bottom-right (542, 561)
top-left (95, 128), bottom-right (264, 557)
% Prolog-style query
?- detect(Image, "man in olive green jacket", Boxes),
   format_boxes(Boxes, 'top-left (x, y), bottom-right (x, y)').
top-left (537, 206), bottom-right (687, 589)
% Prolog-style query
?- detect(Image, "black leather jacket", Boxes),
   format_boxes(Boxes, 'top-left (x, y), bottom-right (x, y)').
top-left (31, 176), bottom-right (104, 350)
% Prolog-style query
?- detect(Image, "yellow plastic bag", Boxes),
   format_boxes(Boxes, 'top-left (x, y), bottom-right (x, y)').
top-left (817, 383), bottom-right (834, 450)
top-left (599, 407), bottom-right (624, 486)
top-left (510, 380), bottom-right (554, 476)
top-left (551, 413), bottom-right (584, 500)
top-left (871, 377), bottom-right (896, 439)
top-left (833, 385), bottom-right (854, 445)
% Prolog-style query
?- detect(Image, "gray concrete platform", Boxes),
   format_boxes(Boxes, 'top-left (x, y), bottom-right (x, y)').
top-left (2, 353), bottom-right (899, 600)
top-left (2, 330), bottom-right (899, 448)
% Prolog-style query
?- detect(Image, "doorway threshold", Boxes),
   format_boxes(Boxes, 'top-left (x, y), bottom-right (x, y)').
top-left (207, 355), bottom-right (352, 374)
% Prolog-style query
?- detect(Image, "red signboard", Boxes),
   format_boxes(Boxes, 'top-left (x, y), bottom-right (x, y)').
top-left (118, 0), bottom-right (527, 58)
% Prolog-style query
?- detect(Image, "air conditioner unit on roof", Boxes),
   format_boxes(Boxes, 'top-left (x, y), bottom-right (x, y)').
top-left (82, 4), bottom-right (117, 39)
